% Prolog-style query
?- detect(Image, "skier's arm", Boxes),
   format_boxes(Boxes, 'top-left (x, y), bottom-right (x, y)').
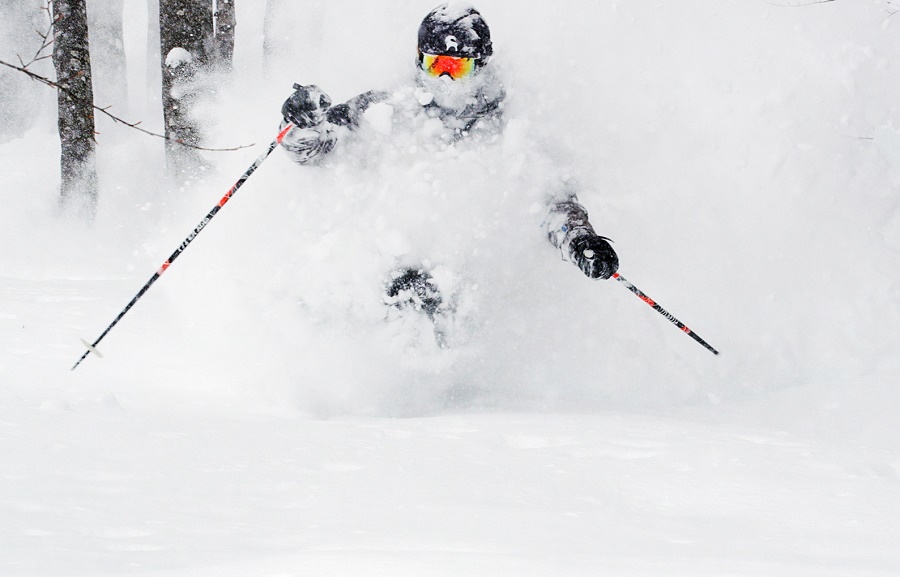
top-left (545, 195), bottom-right (619, 280)
top-left (279, 84), bottom-right (388, 165)
top-left (326, 90), bottom-right (390, 127)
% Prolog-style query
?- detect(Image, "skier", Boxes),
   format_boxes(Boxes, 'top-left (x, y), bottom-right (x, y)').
top-left (278, 2), bottom-right (618, 335)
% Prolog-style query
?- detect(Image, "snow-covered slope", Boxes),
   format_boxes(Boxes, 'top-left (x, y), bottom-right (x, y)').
top-left (1, 1), bottom-right (899, 575)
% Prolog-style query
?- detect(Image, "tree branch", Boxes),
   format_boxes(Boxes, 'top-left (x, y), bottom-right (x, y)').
top-left (4, 13), bottom-right (254, 157)
top-left (1, 57), bottom-right (253, 152)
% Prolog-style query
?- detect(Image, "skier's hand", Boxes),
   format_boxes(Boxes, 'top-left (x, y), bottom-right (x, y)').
top-left (282, 84), bottom-right (332, 128)
top-left (570, 234), bottom-right (619, 280)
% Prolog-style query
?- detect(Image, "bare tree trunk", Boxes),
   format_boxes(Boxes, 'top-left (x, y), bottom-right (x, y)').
top-left (52, 0), bottom-right (98, 213)
top-left (263, 0), bottom-right (287, 74)
top-left (213, 0), bottom-right (235, 70)
top-left (264, 0), bottom-right (322, 80)
top-left (147, 0), bottom-right (161, 112)
top-left (159, 0), bottom-right (212, 177)
top-left (0, 0), bottom-right (48, 141)
top-left (87, 0), bottom-right (127, 111)
top-left (159, 0), bottom-right (213, 68)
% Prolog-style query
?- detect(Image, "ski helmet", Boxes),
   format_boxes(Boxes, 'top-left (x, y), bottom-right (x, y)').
top-left (417, 3), bottom-right (493, 61)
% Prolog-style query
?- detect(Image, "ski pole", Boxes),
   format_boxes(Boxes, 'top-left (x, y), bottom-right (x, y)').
top-left (71, 124), bottom-right (295, 370)
top-left (612, 272), bottom-right (719, 355)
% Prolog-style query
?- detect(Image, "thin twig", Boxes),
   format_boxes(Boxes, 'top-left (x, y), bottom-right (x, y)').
top-left (17, 4), bottom-right (54, 70)
top-left (0, 58), bottom-right (254, 152)
top-left (32, 3), bottom-right (54, 61)
top-left (885, 0), bottom-right (900, 19)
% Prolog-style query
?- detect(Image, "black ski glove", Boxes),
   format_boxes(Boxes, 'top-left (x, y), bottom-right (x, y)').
top-left (282, 84), bottom-right (332, 128)
top-left (570, 234), bottom-right (619, 280)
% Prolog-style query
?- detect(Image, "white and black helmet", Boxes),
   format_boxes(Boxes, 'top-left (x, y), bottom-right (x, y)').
top-left (417, 3), bottom-right (493, 61)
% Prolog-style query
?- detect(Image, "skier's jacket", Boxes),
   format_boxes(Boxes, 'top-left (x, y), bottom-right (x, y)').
top-left (279, 82), bottom-right (602, 268)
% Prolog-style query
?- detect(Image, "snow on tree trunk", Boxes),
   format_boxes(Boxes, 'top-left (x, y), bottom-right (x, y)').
top-left (52, 0), bottom-right (99, 213)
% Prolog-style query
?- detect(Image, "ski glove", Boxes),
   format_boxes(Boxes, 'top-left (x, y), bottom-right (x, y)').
top-left (570, 234), bottom-right (619, 280)
top-left (282, 84), bottom-right (332, 128)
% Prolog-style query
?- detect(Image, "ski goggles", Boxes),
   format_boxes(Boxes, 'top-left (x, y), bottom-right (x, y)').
top-left (419, 52), bottom-right (477, 80)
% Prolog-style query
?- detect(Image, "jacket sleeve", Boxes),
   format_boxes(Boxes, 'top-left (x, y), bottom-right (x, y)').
top-left (280, 90), bottom-right (389, 165)
top-left (544, 191), bottom-right (599, 264)
top-left (326, 90), bottom-right (390, 128)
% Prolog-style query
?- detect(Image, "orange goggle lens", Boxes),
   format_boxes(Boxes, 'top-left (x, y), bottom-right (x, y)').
top-left (420, 53), bottom-right (477, 80)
